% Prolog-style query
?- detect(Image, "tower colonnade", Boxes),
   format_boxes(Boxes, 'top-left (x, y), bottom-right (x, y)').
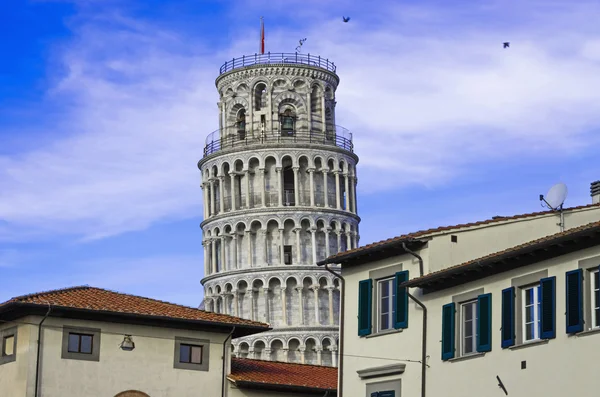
top-left (198, 52), bottom-right (358, 367)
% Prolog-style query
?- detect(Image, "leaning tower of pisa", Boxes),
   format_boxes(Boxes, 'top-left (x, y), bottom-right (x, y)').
top-left (198, 52), bottom-right (360, 367)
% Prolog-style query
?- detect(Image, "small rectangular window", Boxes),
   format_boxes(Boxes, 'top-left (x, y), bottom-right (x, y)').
top-left (68, 333), bottom-right (93, 354)
top-left (451, 235), bottom-right (458, 243)
top-left (460, 300), bottom-right (478, 355)
top-left (179, 344), bottom-right (203, 364)
top-left (377, 278), bottom-right (395, 332)
top-left (2, 335), bottom-right (14, 356)
top-left (592, 270), bottom-right (600, 328)
top-left (522, 285), bottom-right (541, 342)
top-left (284, 245), bottom-right (292, 265)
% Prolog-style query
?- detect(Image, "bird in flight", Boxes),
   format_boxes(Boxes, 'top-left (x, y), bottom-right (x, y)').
top-left (343, 16), bottom-right (350, 22)
top-left (503, 42), bottom-right (510, 48)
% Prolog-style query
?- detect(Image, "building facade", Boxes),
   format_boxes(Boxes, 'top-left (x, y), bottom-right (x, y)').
top-left (0, 286), bottom-right (270, 397)
top-left (319, 183), bottom-right (600, 396)
top-left (198, 53), bottom-right (360, 366)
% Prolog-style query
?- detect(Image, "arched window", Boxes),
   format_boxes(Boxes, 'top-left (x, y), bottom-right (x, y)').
top-left (236, 109), bottom-right (246, 140)
top-left (254, 83), bottom-right (267, 111)
top-left (280, 108), bottom-right (296, 136)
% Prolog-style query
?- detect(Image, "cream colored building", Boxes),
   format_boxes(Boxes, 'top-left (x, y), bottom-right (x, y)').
top-left (0, 286), bottom-right (338, 397)
top-left (319, 183), bottom-right (600, 397)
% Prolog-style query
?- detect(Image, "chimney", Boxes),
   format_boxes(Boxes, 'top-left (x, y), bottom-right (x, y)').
top-left (592, 181), bottom-right (600, 204)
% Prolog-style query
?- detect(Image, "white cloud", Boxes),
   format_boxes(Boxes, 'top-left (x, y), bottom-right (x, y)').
top-left (1, 1), bottom-right (600, 241)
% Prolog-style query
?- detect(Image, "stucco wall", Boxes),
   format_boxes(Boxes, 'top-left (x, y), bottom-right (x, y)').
top-left (0, 321), bottom-right (36, 397)
top-left (12, 317), bottom-right (231, 397)
top-left (343, 244), bottom-right (600, 397)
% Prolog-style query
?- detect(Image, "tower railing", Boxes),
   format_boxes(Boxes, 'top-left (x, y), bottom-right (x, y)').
top-left (219, 52), bottom-right (336, 75)
top-left (203, 124), bottom-right (353, 157)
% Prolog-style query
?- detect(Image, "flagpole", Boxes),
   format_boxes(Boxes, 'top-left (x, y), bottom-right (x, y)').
top-left (260, 16), bottom-right (265, 55)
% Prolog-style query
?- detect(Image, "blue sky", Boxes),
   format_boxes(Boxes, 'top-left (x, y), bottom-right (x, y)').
top-left (1, 0), bottom-right (600, 306)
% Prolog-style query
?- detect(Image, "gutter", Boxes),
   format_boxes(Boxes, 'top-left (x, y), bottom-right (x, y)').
top-left (222, 326), bottom-right (235, 397)
top-left (228, 378), bottom-right (336, 395)
top-left (402, 242), bottom-right (427, 397)
top-left (324, 263), bottom-right (344, 397)
top-left (34, 303), bottom-right (52, 397)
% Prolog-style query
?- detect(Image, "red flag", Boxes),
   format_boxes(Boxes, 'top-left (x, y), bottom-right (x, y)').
top-left (260, 17), bottom-right (265, 54)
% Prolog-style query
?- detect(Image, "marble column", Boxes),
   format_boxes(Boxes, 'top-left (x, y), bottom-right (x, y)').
top-left (203, 241), bottom-right (209, 276)
top-left (246, 230), bottom-right (253, 267)
top-left (280, 286), bottom-right (287, 325)
top-left (233, 289), bottom-right (239, 317)
top-left (231, 234), bottom-right (238, 269)
top-left (282, 348), bottom-right (289, 363)
top-left (209, 180), bottom-right (216, 215)
top-left (220, 236), bottom-right (226, 271)
top-left (316, 348), bottom-right (323, 365)
top-left (263, 287), bottom-right (270, 324)
top-left (308, 168), bottom-right (315, 206)
top-left (279, 228), bottom-right (285, 265)
top-left (353, 176), bottom-right (358, 214)
top-left (294, 227), bottom-right (302, 264)
top-left (320, 93), bottom-right (326, 133)
top-left (310, 228), bottom-right (317, 265)
top-left (324, 228), bottom-right (331, 258)
top-left (347, 231), bottom-right (352, 251)
top-left (327, 286), bottom-right (335, 325)
top-left (312, 286), bottom-right (320, 325)
top-left (299, 347), bottom-right (306, 364)
top-left (292, 166), bottom-right (300, 206)
top-left (336, 231), bottom-right (342, 254)
top-left (244, 170), bottom-right (251, 208)
top-left (219, 176), bottom-right (225, 213)
top-left (349, 176), bottom-right (356, 213)
top-left (211, 239), bottom-right (217, 273)
top-left (260, 229), bottom-right (268, 264)
top-left (259, 168), bottom-right (266, 207)
top-left (201, 183), bottom-right (209, 219)
top-left (296, 286), bottom-right (304, 325)
top-left (323, 169), bottom-right (329, 207)
top-left (334, 171), bottom-right (341, 210)
top-left (230, 172), bottom-right (237, 211)
top-left (331, 347), bottom-right (338, 368)
top-left (352, 231), bottom-right (358, 250)
top-left (344, 173), bottom-right (350, 211)
top-left (276, 167), bottom-right (283, 206)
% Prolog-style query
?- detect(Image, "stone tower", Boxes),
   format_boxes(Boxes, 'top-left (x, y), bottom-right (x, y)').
top-left (198, 52), bottom-right (359, 367)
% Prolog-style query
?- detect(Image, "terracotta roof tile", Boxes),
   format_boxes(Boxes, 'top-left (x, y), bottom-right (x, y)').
top-left (404, 220), bottom-right (600, 288)
top-left (0, 286), bottom-right (269, 329)
top-left (229, 358), bottom-right (337, 391)
top-left (324, 203), bottom-right (600, 263)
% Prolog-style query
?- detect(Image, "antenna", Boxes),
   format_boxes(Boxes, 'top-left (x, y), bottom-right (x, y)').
top-left (540, 182), bottom-right (568, 211)
top-left (540, 182), bottom-right (568, 232)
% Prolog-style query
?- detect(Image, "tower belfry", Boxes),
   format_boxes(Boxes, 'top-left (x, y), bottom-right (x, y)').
top-left (199, 51), bottom-right (360, 366)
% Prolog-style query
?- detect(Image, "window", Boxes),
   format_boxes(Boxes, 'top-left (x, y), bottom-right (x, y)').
top-left (284, 245), bottom-right (292, 265)
top-left (174, 337), bottom-right (210, 371)
top-left (442, 292), bottom-right (491, 361)
top-left (522, 285), bottom-right (541, 342)
top-left (68, 333), bottom-right (93, 354)
top-left (592, 269), bottom-right (599, 329)
top-left (460, 300), bottom-right (477, 355)
top-left (0, 327), bottom-right (17, 365)
top-left (377, 278), bottom-right (395, 332)
top-left (358, 268), bottom-right (408, 337)
top-left (179, 344), bottom-right (203, 365)
top-left (61, 327), bottom-right (101, 362)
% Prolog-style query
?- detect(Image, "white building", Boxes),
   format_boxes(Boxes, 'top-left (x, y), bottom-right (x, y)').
top-left (318, 182), bottom-right (600, 397)
top-left (199, 52), bottom-right (359, 365)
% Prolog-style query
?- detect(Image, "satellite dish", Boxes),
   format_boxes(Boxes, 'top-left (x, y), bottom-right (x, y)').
top-left (540, 182), bottom-right (568, 210)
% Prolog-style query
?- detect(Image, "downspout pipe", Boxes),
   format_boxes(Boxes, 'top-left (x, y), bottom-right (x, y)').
top-left (402, 242), bottom-right (427, 397)
top-left (35, 303), bottom-right (52, 397)
top-left (222, 326), bottom-right (236, 397)
top-left (324, 263), bottom-right (344, 397)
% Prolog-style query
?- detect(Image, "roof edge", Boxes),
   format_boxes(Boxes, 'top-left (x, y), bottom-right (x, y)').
top-left (228, 378), bottom-right (336, 395)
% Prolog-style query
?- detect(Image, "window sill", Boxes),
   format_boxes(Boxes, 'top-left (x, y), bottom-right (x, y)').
top-left (508, 339), bottom-right (549, 351)
top-left (365, 328), bottom-right (403, 339)
top-left (448, 352), bottom-right (485, 363)
top-left (575, 328), bottom-right (600, 338)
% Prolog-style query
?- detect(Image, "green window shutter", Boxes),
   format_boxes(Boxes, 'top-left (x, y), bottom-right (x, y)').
top-left (476, 293), bottom-right (492, 352)
top-left (565, 269), bottom-right (584, 334)
top-left (540, 276), bottom-right (556, 339)
top-left (358, 279), bottom-right (373, 336)
top-left (394, 270), bottom-right (409, 329)
top-left (501, 287), bottom-right (515, 348)
top-left (441, 302), bottom-right (455, 360)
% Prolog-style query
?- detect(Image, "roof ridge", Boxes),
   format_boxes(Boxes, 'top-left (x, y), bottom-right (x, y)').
top-left (6, 285), bottom-right (258, 323)
top-left (232, 357), bottom-right (336, 370)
